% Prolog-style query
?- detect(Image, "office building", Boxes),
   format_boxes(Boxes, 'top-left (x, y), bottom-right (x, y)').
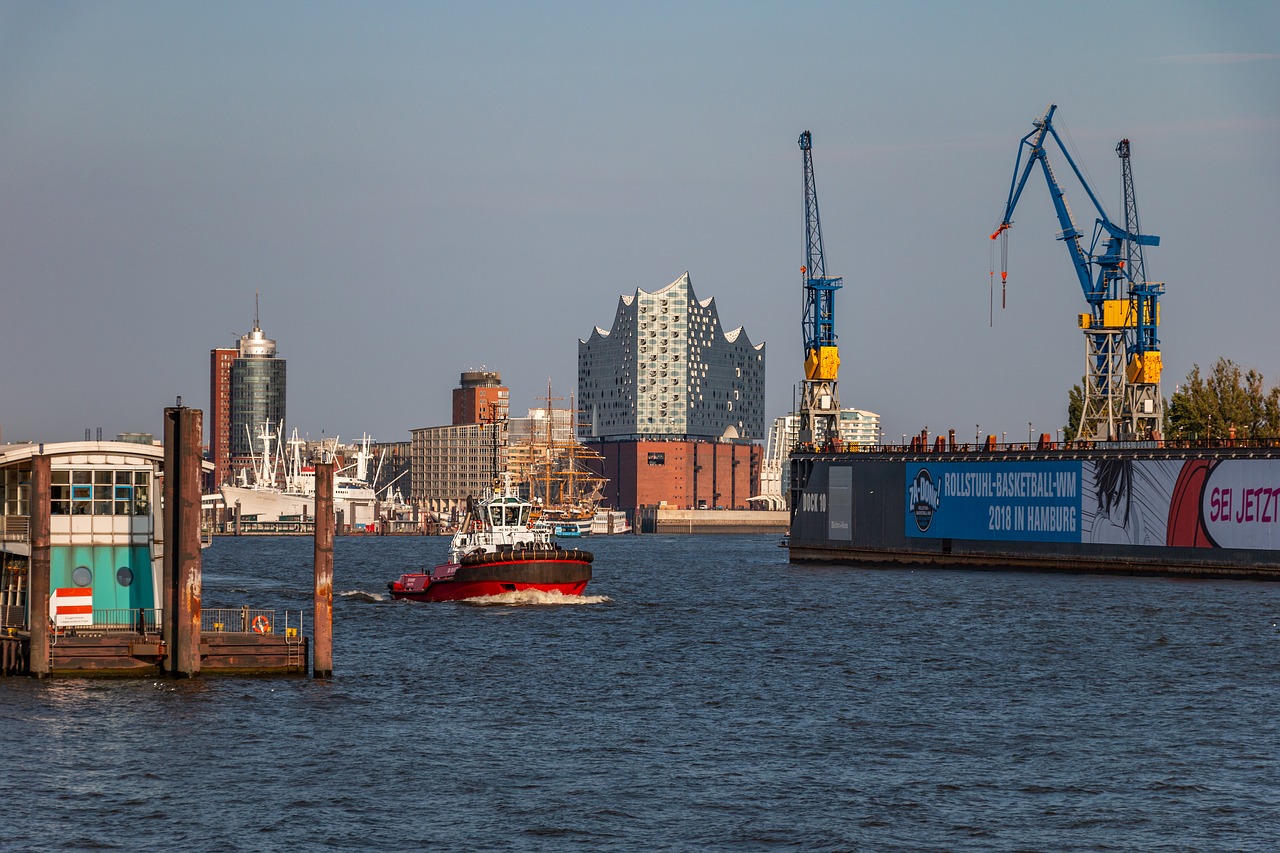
top-left (208, 347), bottom-right (237, 487)
top-left (411, 372), bottom-right (508, 516)
top-left (208, 303), bottom-right (286, 486)
top-left (452, 371), bottom-right (508, 425)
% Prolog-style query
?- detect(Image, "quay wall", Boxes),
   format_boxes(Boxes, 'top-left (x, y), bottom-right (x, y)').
top-left (640, 508), bottom-right (788, 534)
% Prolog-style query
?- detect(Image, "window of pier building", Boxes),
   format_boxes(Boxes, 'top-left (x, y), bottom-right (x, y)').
top-left (2, 466), bottom-right (32, 517)
top-left (52, 469), bottom-right (151, 516)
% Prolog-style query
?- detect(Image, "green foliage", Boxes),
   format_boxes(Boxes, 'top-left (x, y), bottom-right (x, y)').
top-left (1165, 358), bottom-right (1280, 440)
top-left (1065, 380), bottom-right (1085, 439)
top-left (1064, 378), bottom-right (1108, 440)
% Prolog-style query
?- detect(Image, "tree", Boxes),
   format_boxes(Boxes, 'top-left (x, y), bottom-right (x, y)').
top-left (1064, 379), bottom-right (1097, 440)
top-left (1165, 358), bottom-right (1280, 440)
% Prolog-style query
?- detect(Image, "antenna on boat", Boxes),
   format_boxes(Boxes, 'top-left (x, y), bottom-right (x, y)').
top-left (487, 404), bottom-right (503, 487)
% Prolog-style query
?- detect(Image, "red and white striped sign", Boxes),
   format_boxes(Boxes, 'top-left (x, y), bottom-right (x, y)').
top-left (50, 587), bottom-right (93, 627)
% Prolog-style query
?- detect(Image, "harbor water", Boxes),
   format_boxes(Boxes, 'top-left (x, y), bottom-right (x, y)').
top-left (4, 534), bottom-right (1279, 851)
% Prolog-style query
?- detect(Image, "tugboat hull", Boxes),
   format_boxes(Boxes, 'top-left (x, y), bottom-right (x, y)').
top-left (389, 551), bottom-right (593, 602)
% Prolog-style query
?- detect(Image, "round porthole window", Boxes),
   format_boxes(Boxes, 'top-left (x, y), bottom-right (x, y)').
top-left (117, 567), bottom-right (134, 587)
top-left (72, 566), bottom-right (93, 587)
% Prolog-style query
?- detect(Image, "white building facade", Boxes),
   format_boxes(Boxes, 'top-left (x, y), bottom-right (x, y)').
top-left (755, 408), bottom-right (882, 509)
top-left (577, 272), bottom-right (765, 442)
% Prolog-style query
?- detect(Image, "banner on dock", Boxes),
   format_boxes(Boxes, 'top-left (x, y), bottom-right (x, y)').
top-left (903, 458), bottom-right (1280, 550)
top-left (906, 461), bottom-right (1082, 543)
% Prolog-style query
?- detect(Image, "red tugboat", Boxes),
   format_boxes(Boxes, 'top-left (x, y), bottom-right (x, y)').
top-left (388, 473), bottom-right (593, 602)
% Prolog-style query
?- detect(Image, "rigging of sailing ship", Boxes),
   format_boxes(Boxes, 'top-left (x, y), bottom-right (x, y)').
top-left (508, 382), bottom-right (606, 535)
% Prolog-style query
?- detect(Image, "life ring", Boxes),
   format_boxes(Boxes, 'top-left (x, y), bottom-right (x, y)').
top-left (252, 615), bottom-right (271, 634)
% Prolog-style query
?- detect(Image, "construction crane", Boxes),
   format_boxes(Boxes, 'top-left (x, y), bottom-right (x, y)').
top-left (991, 104), bottom-right (1164, 441)
top-left (797, 130), bottom-right (843, 448)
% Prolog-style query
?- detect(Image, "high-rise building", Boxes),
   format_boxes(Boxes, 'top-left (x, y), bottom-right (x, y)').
top-left (577, 272), bottom-right (765, 442)
top-left (208, 301), bottom-right (286, 486)
top-left (208, 347), bottom-right (237, 487)
top-left (411, 372), bottom-right (508, 515)
top-left (452, 371), bottom-right (508, 425)
top-left (410, 422), bottom-right (505, 516)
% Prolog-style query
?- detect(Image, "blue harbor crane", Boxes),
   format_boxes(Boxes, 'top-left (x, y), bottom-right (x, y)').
top-left (991, 104), bottom-right (1163, 441)
top-left (797, 130), bottom-right (843, 448)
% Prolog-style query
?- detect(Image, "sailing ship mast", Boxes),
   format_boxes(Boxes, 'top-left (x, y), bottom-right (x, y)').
top-left (541, 379), bottom-right (564, 510)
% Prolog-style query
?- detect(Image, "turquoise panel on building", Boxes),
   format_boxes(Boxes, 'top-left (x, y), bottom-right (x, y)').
top-left (51, 545), bottom-right (155, 613)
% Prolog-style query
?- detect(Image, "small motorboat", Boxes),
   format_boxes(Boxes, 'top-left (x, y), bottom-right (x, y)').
top-left (389, 473), bottom-right (593, 602)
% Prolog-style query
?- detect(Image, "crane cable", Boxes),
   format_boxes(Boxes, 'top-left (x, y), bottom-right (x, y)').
top-left (1000, 229), bottom-right (1008, 310)
top-left (988, 238), bottom-right (995, 326)
top-left (989, 226), bottom-right (1010, 326)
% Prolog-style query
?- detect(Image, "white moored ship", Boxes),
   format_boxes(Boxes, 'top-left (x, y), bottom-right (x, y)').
top-left (589, 509), bottom-right (631, 535)
top-left (219, 423), bottom-right (387, 528)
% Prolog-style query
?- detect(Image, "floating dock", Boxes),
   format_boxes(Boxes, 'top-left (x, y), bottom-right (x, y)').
top-left (789, 441), bottom-right (1280, 580)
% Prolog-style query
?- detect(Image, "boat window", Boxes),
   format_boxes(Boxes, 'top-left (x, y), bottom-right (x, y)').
top-left (519, 506), bottom-right (530, 526)
top-left (489, 507), bottom-right (503, 526)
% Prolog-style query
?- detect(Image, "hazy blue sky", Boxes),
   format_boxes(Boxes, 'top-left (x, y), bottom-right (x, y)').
top-left (2, 1), bottom-right (1277, 446)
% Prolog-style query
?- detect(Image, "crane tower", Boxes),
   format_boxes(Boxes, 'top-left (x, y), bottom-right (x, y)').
top-left (991, 104), bottom-right (1163, 441)
top-left (797, 130), bottom-right (843, 447)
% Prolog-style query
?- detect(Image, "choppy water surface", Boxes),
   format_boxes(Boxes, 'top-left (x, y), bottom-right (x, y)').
top-left (4, 535), bottom-right (1279, 851)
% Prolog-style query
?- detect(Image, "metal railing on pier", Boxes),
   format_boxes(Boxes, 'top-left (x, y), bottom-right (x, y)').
top-left (1, 603), bottom-right (24, 630)
top-left (794, 436), bottom-right (1280, 456)
top-left (90, 608), bottom-right (161, 635)
top-left (48, 608), bottom-right (161, 642)
top-left (0, 516), bottom-right (29, 542)
top-left (203, 607), bottom-right (305, 638)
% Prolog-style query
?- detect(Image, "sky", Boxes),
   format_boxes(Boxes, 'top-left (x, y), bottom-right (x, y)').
top-left (1, 1), bottom-right (1277, 447)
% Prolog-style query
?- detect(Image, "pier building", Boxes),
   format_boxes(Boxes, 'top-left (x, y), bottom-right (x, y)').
top-left (1, 441), bottom-right (165, 637)
top-left (1, 409), bottom-right (322, 676)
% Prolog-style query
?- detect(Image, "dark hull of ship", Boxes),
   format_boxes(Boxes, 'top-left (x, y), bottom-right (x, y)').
top-left (789, 446), bottom-right (1280, 580)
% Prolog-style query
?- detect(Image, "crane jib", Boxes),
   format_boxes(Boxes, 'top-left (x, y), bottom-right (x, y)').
top-left (991, 104), bottom-right (1166, 441)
